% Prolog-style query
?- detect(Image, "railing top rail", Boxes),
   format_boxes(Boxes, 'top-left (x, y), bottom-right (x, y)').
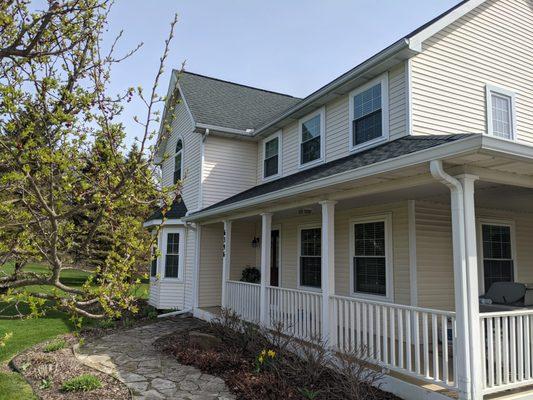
top-left (226, 280), bottom-right (260, 287)
top-left (480, 308), bottom-right (533, 318)
top-left (266, 285), bottom-right (322, 297)
top-left (331, 294), bottom-right (456, 317)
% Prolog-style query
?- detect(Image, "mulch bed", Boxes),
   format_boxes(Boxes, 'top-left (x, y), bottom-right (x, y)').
top-left (155, 315), bottom-right (400, 400)
top-left (11, 335), bottom-right (130, 400)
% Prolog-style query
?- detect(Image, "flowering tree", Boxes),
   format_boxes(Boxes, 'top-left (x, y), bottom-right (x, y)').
top-left (0, 0), bottom-right (179, 319)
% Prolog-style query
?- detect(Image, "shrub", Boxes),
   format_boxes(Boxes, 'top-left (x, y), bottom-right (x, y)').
top-left (98, 319), bottom-right (116, 329)
top-left (61, 374), bottom-right (102, 392)
top-left (43, 339), bottom-right (66, 353)
top-left (240, 267), bottom-right (260, 283)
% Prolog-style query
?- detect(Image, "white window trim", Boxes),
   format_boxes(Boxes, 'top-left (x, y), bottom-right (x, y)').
top-left (485, 84), bottom-right (517, 142)
top-left (150, 230), bottom-right (161, 282)
top-left (174, 138), bottom-right (184, 184)
top-left (349, 213), bottom-right (394, 302)
top-left (476, 218), bottom-right (517, 295)
top-left (271, 225), bottom-right (282, 287)
top-left (262, 130), bottom-right (282, 181)
top-left (161, 227), bottom-right (185, 281)
top-left (296, 223), bottom-right (322, 292)
top-left (349, 73), bottom-right (390, 152)
top-left (298, 107), bottom-right (326, 170)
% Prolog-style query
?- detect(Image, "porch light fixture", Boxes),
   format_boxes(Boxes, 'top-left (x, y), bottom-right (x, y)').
top-left (251, 236), bottom-right (260, 248)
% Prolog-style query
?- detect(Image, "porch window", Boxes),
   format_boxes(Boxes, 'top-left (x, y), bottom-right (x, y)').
top-left (482, 224), bottom-right (514, 291)
top-left (299, 109), bottom-right (324, 167)
top-left (173, 139), bottom-right (183, 184)
top-left (299, 227), bottom-right (321, 288)
top-left (353, 220), bottom-right (387, 296)
top-left (486, 85), bottom-right (516, 141)
top-left (263, 133), bottom-right (280, 179)
top-left (349, 74), bottom-right (388, 151)
top-left (165, 232), bottom-right (180, 278)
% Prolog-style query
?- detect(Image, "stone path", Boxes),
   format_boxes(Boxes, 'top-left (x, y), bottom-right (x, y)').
top-left (75, 316), bottom-right (235, 400)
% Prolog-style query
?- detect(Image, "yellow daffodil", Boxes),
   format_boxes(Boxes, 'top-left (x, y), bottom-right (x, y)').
top-left (258, 356), bottom-right (264, 363)
top-left (267, 350), bottom-right (276, 358)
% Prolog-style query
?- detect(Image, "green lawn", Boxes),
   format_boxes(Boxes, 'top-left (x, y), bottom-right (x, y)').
top-left (0, 263), bottom-right (149, 399)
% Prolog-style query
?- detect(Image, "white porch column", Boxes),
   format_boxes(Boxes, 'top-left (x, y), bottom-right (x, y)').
top-left (221, 220), bottom-right (232, 308)
top-left (458, 174), bottom-right (482, 400)
top-left (430, 161), bottom-right (472, 400)
top-left (320, 200), bottom-right (337, 344)
top-left (260, 213), bottom-right (273, 326)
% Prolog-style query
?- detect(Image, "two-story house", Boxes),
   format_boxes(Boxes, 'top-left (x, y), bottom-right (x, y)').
top-left (144, 1), bottom-right (533, 399)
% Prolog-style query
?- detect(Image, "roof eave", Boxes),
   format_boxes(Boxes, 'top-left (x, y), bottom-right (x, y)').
top-left (251, 38), bottom-right (416, 139)
top-left (183, 135), bottom-right (484, 223)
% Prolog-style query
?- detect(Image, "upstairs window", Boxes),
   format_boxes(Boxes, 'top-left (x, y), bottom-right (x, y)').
top-left (349, 74), bottom-right (389, 151)
top-left (299, 108), bottom-right (324, 167)
top-left (299, 227), bottom-right (321, 288)
top-left (486, 85), bottom-right (516, 141)
top-left (173, 139), bottom-right (183, 184)
top-left (263, 132), bottom-right (280, 179)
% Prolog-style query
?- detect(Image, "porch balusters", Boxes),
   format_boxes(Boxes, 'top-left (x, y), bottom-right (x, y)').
top-left (260, 213), bottom-right (273, 326)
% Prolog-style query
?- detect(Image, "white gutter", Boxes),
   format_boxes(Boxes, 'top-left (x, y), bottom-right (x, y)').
top-left (157, 308), bottom-right (192, 318)
top-left (184, 135), bottom-right (482, 222)
top-left (429, 160), bottom-right (471, 399)
top-left (196, 123), bottom-right (253, 137)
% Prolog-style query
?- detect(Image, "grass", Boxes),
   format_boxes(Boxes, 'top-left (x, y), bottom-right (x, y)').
top-left (0, 371), bottom-right (37, 400)
top-left (0, 263), bottom-right (149, 398)
top-left (61, 374), bottom-right (102, 392)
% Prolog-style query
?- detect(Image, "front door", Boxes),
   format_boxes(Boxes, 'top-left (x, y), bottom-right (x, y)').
top-left (270, 229), bottom-right (280, 286)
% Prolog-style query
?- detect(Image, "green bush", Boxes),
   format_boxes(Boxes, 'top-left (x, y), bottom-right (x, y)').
top-left (43, 339), bottom-right (66, 353)
top-left (240, 267), bottom-right (260, 284)
top-left (61, 374), bottom-right (102, 392)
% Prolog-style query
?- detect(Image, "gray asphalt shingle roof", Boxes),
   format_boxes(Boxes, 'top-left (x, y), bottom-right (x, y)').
top-left (194, 134), bottom-right (475, 215)
top-left (146, 196), bottom-right (187, 222)
top-left (178, 71), bottom-right (301, 131)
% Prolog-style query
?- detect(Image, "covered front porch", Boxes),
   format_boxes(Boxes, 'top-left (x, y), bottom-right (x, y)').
top-left (190, 143), bottom-right (533, 399)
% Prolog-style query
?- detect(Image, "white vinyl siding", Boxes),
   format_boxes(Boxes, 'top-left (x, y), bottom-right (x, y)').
top-left (273, 63), bottom-right (407, 179)
top-left (160, 97), bottom-right (201, 210)
top-left (198, 223), bottom-right (224, 308)
top-left (410, 0), bottom-right (533, 145)
top-left (202, 136), bottom-right (258, 208)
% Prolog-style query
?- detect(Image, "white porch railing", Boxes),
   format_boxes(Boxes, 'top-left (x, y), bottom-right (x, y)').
top-left (331, 295), bottom-right (457, 389)
top-left (225, 280), bottom-right (260, 323)
top-left (480, 309), bottom-right (533, 395)
top-left (267, 286), bottom-right (322, 341)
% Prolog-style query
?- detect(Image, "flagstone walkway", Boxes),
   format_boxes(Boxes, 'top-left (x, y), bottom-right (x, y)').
top-left (75, 316), bottom-right (235, 400)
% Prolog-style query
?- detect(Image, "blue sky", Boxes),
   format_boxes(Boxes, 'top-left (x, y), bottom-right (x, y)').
top-left (104, 0), bottom-right (460, 146)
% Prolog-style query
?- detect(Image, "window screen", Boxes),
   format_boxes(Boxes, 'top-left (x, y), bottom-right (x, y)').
top-left (300, 228), bottom-right (321, 288)
top-left (300, 115), bottom-right (321, 165)
top-left (353, 83), bottom-right (383, 146)
top-left (165, 233), bottom-right (180, 278)
top-left (490, 93), bottom-right (512, 140)
top-left (264, 137), bottom-right (279, 178)
top-left (482, 224), bottom-right (513, 290)
top-left (353, 221), bottom-right (386, 296)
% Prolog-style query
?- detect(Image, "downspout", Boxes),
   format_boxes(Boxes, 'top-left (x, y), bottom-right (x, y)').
top-left (157, 308), bottom-right (192, 318)
top-left (430, 160), bottom-right (472, 400)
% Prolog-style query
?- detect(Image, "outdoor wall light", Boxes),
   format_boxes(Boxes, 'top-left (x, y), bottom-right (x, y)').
top-left (251, 236), bottom-right (260, 248)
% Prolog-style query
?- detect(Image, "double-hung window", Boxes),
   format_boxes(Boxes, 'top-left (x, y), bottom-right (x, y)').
top-left (299, 227), bottom-right (321, 288)
top-left (263, 132), bottom-right (280, 179)
top-left (173, 139), bottom-right (183, 184)
top-left (486, 85), bottom-right (516, 141)
top-left (352, 215), bottom-right (391, 299)
top-left (150, 243), bottom-right (158, 277)
top-left (299, 109), bottom-right (324, 167)
top-left (349, 74), bottom-right (388, 150)
top-left (165, 232), bottom-right (181, 278)
top-left (481, 223), bottom-right (514, 291)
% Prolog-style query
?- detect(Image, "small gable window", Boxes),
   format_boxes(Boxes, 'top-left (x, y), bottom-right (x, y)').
top-left (263, 132), bottom-right (281, 179)
top-left (486, 85), bottom-right (516, 141)
top-left (299, 108), bottom-right (325, 167)
top-left (173, 139), bottom-right (183, 184)
top-left (349, 74), bottom-right (389, 151)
